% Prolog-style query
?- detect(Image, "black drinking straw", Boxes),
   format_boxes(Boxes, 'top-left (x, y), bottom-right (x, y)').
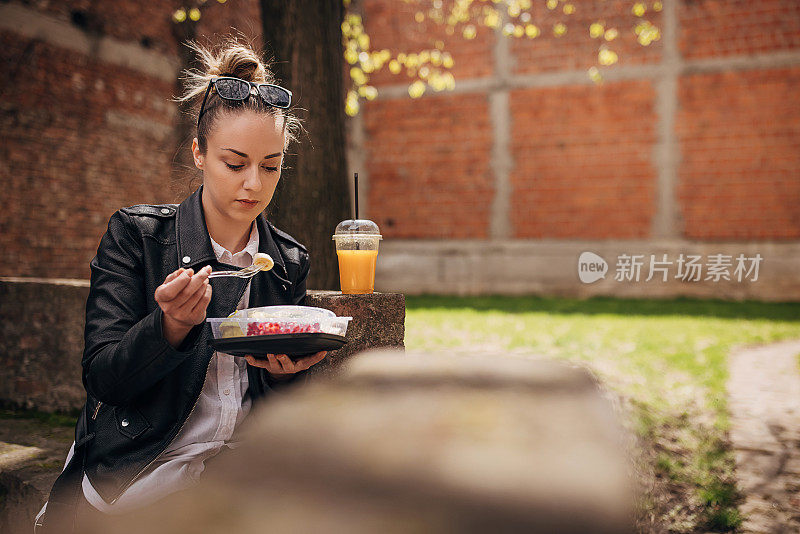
top-left (354, 173), bottom-right (359, 250)
top-left (354, 172), bottom-right (359, 220)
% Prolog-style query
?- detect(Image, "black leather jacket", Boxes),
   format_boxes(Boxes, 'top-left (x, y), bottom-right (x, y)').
top-left (76, 184), bottom-right (310, 504)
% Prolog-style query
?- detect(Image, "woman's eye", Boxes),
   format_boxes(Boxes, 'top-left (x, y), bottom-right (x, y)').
top-left (262, 166), bottom-right (279, 172)
top-left (224, 162), bottom-right (244, 171)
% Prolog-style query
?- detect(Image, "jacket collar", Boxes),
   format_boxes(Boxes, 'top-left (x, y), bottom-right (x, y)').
top-left (175, 184), bottom-right (290, 283)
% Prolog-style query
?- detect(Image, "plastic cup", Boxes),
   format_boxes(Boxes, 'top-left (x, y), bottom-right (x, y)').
top-left (332, 219), bottom-right (382, 294)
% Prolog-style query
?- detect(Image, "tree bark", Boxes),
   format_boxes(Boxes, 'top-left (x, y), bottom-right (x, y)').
top-left (259, 0), bottom-right (349, 290)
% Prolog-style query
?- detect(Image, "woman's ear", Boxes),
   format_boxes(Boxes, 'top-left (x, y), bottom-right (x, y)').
top-left (191, 138), bottom-right (204, 169)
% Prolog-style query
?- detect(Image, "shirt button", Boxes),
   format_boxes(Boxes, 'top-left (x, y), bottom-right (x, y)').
top-left (121, 419), bottom-right (130, 427)
top-left (183, 256), bottom-right (191, 264)
top-left (224, 389), bottom-right (231, 395)
top-left (160, 208), bottom-right (170, 215)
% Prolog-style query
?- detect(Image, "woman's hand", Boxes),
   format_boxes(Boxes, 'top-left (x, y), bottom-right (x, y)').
top-left (244, 351), bottom-right (328, 381)
top-left (155, 266), bottom-right (212, 348)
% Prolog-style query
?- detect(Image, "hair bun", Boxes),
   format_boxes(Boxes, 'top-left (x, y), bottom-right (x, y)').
top-left (174, 35), bottom-right (275, 105)
top-left (172, 34), bottom-right (302, 156)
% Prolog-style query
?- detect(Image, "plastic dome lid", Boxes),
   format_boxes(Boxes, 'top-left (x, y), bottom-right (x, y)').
top-left (333, 219), bottom-right (382, 238)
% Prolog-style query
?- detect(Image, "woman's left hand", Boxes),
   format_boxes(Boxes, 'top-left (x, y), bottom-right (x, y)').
top-left (244, 351), bottom-right (328, 380)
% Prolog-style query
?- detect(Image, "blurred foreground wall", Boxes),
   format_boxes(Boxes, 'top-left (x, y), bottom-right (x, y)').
top-left (86, 350), bottom-right (635, 534)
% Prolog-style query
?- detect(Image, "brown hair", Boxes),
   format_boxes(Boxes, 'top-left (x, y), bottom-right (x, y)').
top-left (174, 35), bottom-right (302, 155)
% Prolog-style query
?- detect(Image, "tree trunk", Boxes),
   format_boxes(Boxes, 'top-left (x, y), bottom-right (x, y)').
top-left (171, 17), bottom-right (202, 200)
top-left (259, 0), bottom-right (349, 290)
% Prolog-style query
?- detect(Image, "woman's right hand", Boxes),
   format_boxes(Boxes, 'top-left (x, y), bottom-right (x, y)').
top-left (155, 266), bottom-right (212, 347)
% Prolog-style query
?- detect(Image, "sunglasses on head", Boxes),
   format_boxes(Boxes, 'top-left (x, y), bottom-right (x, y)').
top-left (197, 76), bottom-right (292, 127)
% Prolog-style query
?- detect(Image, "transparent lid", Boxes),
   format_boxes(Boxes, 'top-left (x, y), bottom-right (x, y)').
top-left (333, 219), bottom-right (382, 239)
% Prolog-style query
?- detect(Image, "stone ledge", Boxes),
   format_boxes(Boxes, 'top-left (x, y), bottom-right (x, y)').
top-left (305, 290), bottom-right (405, 377)
top-left (0, 281), bottom-right (406, 412)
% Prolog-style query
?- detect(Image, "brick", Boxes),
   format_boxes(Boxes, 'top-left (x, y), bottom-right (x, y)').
top-left (680, 0), bottom-right (800, 59)
top-left (363, 93), bottom-right (494, 239)
top-left (509, 80), bottom-right (657, 239)
top-left (676, 67), bottom-right (800, 239)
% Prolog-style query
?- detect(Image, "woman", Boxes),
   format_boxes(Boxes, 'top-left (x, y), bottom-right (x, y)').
top-left (35, 37), bottom-right (328, 532)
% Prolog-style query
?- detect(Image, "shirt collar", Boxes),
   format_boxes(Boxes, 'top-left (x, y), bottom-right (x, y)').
top-left (208, 220), bottom-right (259, 263)
top-left (175, 184), bottom-right (289, 280)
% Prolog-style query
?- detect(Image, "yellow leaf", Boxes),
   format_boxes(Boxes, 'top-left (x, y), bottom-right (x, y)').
top-left (598, 49), bottom-right (618, 66)
top-left (442, 53), bottom-right (454, 69)
top-left (632, 3), bottom-right (646, 17)
top-left (462, 25), bottom-right (477, 39)
top-left (189, 7), bottom-right (201, 21)
top-left (588, 66), bottom-right (603, 84)
top-left (563, 3), bottom-right (575, 15)
top-left (345, 93), bottom-right (360, 117)
top-left (525, 24), bottom-right (540, 38)
top-left (344, 49), bottom-right (358, 64)
top-left (408, 80), bottom-right (426, 99)
top-left (604, 28), bottom-right (619, 41)
top-left (389, 60), bottom-right (402, 74)
top-left (415, 11), bottom-right (425, 23)
top-left (554, 22), bottom-right (567, 36)
top-left (589, 22), bottom-right (604, 38)
top-left (350, 67), bottom-right (367, 85)
top-left (172, 8), bottom-right (186, 23)
top-left (484, 11), bottom-right (500, 28)
top-left (547, 0), bottom-right (558, 10)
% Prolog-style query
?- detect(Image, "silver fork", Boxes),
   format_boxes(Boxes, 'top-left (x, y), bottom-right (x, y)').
top-left (207, 263), bottom-right (262, 280)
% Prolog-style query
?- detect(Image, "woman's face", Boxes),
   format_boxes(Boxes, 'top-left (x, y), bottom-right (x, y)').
top-left (192, 109), bottom-right (286, 223)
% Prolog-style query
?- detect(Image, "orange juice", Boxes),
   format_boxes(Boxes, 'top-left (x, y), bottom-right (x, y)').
top-left (337, 249), bottom-right (378, 294)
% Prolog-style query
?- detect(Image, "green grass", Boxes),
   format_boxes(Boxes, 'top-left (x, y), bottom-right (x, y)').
top-left (404, 296), bottom-right (800, 532)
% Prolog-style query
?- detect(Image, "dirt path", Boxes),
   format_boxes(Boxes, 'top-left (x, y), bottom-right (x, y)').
top-left (728, 339), bottom-right (800, 533)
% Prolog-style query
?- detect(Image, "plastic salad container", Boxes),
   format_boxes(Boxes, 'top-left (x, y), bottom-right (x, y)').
top-left (206, 305), bottom-right (352, 340)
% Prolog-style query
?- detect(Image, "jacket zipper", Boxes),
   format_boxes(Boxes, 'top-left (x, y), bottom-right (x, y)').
top-left (91, 400), bottom-right (103, 420)
top-left (108, 356), bottom-right (213, 504)
top-left (107, 281), bottom-right (249, 504)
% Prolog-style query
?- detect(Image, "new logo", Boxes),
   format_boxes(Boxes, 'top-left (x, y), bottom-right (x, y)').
top-left (578, 252), bottom-right (608, 284)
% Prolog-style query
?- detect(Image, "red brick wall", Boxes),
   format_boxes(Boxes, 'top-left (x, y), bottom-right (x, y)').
top-left (680, 0), bottom-right (800, 59)
top-left (510, 1), bottom-right (663, 74)
top-left (677, 67), bottom-right (800, 239)
top-left (361, 0), bottom-right (800, 242)
top-left (0, 0), bottom-right (262, 279)
top-left (510, 80), bottom-right (657, 239)
top-left (363, 94), bottom-right (494, 239)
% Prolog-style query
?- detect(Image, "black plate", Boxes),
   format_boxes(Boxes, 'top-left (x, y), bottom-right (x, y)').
top-left (208, 333), bottom-right (347, 359)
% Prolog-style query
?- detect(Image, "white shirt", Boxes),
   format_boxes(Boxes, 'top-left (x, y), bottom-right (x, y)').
top-left (80, 221), bottom-right (260, 513)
